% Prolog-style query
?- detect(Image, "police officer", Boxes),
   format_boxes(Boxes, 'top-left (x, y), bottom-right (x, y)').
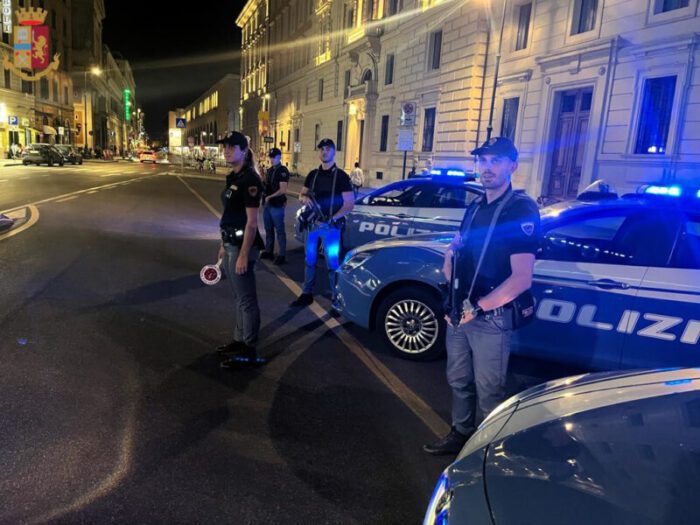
top-left (260, 147), bottom-right (290, 265)
top-left (423, 137), bottom-right (542, 455)
top-left (215, 132), bottom-right (266, 368)
top-left (290, 138), bottom-right (354, 307)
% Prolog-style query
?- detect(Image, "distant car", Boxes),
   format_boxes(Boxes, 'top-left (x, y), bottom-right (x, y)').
top-left (54, 145), bottom-right (83, 165)
top-left (294, 173), bottom-right (482, 251)
top-left (335, 184), bottom-right (700, 364)
top-left (139, 150), bottom-right (157, 163)
top-left (22, 144), bottom-right (64, 166)
top-left (424, 368), bottom-right (700, 525)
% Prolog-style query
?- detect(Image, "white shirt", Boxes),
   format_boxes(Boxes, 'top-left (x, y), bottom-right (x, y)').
top-left (350, 167), bottom-right (364, 187)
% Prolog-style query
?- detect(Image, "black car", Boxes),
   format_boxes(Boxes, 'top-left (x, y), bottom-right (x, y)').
top-left (54, 145), bottom-right (83, 165)
top-left (22, 144), bottom-right (65, 166)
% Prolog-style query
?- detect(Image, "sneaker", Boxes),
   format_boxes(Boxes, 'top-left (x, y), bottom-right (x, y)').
top-left (259, 251), bottom-right (274, 260)
top-left (422, 427), bottom-right (472, 456)
top-left (290, 293), bottom-right (313, 308)
top-left (273, 256), bottom-right (286, 265)
top-left (216, 340), bottom-right (246, 356)
top-left (220, 345), bottom-right (266, 368)
top-left (329, 308), bottom-right (341, 319)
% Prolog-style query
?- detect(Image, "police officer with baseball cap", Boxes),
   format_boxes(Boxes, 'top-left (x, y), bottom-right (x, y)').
top-left (260, 147), bottom-right (290, 265)
top-left (215, 131), bottom-right (266, 368)
top-left (290, 138), bottom-right (354, 308)
top-left (423, 136), bottom-right (542, 455)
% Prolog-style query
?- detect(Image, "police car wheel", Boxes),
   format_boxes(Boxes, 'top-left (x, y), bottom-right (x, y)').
top-left (377, 287), bottom-right (445, 361)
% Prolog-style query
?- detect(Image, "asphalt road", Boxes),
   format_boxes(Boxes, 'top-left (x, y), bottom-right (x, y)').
top-left (0, 161), bottom-right (584, 524)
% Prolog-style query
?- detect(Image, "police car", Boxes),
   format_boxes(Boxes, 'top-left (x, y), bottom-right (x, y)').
top-left (424, 367), bottom-right (700, 525)
top-left (334, 184), bottom-right (700, 368)
top-left (294, 170), bottom-right (483, 249)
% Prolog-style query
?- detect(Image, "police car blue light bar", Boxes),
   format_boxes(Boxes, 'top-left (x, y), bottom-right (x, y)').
top-left (430, 169), bottom-right (442, 176)
top-left (644, 185), bottom-right (682, 197)
top-left (430, 168), bottom-right (468, 177)
top-left (446, 169), bottom-right (466, 177)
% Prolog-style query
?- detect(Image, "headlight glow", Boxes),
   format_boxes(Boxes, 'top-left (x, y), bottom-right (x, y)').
top-left (341, 251), bottom-right (373, 272)
top-left (423, 471), bottom-right (451, 525)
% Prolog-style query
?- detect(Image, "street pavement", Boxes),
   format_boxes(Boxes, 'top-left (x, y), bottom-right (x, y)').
top-left (0, 161), bottom-right (586, 523)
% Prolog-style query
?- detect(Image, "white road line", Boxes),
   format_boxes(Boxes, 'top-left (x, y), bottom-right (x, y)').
top-left (177, 176), bottom-right (449, 438)
top-left (0, 179), bottom-right (7, 183)
top-left (55, 195), bottom-right (79, 203)
top-left (86, 190), bottom-right (98, 194)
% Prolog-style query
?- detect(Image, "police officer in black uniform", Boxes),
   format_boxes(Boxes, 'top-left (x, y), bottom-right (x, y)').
top-left (260, 147), bottom-right (290, 265)
top-left (423, 137), bottom-right (542, 455)
top-left (215, 132), bottom-right (266, 368)
top-left (290, 138), bottom-right (354, 307)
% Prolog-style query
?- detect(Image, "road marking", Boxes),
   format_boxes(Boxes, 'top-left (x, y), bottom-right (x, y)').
top-left (86, 190), bottom-right (98, 194)
top-left (0, 173), bottom-right (163, 215)
top-left (178, 177), bottom-right (449, 438)
top-left (0, 205), bottom-right (39, 242)
top-left (0, 179), bottom-right (7, 183)
top-left (55, 195), bottom-right (79, 203)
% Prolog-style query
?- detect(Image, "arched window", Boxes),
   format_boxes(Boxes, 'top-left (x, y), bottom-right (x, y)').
top-left (361, 70), bottom-right (373, 83)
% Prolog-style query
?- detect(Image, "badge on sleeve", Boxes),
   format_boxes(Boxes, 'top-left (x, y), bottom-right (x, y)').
top-left (521, 222), bottom-right (535, 236)
top-left (248, 186), bottom-right (259, 197)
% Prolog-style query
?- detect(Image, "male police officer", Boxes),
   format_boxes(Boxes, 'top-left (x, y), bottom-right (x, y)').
top-left (260, 147), bottom-right (290, 265)
top-left (290, 138), bottom-right (354, 307)
top-left (423, 137), bottom-right (541, 455)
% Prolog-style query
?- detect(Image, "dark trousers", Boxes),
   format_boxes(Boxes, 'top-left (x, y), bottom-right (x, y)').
top-left (302, 223), bottom-right (341, 296)
top-left (263, 204), bottom-right (286, 257)
top-left (445, 314), bottom-right (512, 435)
top-left (222, 244), bottom-right (260, 345)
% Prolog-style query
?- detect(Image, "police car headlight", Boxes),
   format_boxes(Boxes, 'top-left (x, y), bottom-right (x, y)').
top-left (423, 471), bottom-right (452, 525)
top-left (341, 252), bottom-right (374, 272)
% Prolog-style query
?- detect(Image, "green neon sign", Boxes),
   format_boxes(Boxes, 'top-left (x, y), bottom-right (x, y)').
top-left (124, 89), bottom-right (132, 122)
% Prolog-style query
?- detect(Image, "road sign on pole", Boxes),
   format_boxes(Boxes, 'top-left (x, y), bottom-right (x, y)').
top-left (397, 128), bottom-right (414, 151)
top-left (176, 118), bottom-right (187, 129)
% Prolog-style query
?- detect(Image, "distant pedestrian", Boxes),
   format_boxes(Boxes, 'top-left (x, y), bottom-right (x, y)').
top-left (350, 162), bottom-right (364, 197)
top-left (260, 147), bottom-right (290, 266)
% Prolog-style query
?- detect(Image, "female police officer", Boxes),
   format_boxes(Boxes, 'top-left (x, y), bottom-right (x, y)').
top-left (215, 132), bottom-right (265, 368)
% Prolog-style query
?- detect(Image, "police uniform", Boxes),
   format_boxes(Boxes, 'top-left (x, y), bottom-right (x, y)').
top-left (424, 136), bottom-right (542, 455)
top-left (218, 135), bottom-right (265, 357)
top-left (261, 148), bottom-right (290, 263)
top-left (292, 139), bottom-right (353, 306)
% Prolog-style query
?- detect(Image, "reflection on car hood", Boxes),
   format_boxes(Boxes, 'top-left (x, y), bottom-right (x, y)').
top-left (509, 368), bottom-right (700, 407)
top-left (350, 232), bottom-right (453, 255)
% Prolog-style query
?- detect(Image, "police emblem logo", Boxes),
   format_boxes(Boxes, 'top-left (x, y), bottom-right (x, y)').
top-left (521, 222), bottom-right (535, 236)
top-left (248, 186), bottom-right (258, 197)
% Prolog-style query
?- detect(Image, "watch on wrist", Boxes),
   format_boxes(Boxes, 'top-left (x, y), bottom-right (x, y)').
top-left (470, 305), bottom-right (484, 317)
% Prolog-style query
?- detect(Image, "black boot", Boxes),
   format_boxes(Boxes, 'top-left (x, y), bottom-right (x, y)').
top-left (290, 293), bottom-right (313, 308)
top-left (220, 344), bottom-right (265, 368)
top-left (216, 340), bottom-right (246, 357)
top-left (273, 255), bottom-right (286, 265)
top-left (422, 427), bottom-right (472, 455)
top-left (259, 251), bottom-right (274, 260)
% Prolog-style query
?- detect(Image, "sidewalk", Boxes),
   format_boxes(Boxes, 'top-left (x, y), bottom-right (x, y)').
top-left (0, 159), bottom-right (23, 168)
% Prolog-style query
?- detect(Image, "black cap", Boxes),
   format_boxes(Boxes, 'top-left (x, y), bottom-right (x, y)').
top-left (216, 131), bottom-right (248, 149)
top-left (317, 138), bottom-right (335, 149)
top-left (268, 147), bottom-right (282, 158)
top-left (470, 137), bottom-right (518, 161)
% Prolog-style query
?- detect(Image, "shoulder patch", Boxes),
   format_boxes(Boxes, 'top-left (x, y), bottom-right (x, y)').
top-left (248, 185), bottom-right (259, 197)
top-left (521, 222), bottom-right (535, 236)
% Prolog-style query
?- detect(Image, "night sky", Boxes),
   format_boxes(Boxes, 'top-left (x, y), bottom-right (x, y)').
top-left (102, 0), bottom-right (244, 142)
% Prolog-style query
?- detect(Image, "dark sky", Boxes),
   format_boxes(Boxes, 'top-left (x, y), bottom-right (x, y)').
top-left (103, 0), bottom-right (245, 142)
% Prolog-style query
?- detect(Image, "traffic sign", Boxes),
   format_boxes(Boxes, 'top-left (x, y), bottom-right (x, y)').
top-left (175, 118), bottom-right (186, 129)
top-left (397, 128), bottom-right (414, 151)
top-left (263, 136), bottom-right (274, 143)
top-left (401, 102), bottom-right (416, 126)
top-left (8, 116), bottom-right (17, 126)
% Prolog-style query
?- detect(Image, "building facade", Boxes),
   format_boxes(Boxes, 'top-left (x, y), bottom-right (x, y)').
top-left (182, 74), bottom-right (241, 146)
top-left (237, 0), bottom-right (700, 195)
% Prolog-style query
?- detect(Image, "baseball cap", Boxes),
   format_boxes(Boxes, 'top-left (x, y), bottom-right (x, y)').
top-left (268, 147), bottom-right (282, 158)
top-left (216, 131), bottom-right (248, 149)
top-left (470, 137), bottom-right (518, 161)
top-left (317, 138), bottom-right (335, 149)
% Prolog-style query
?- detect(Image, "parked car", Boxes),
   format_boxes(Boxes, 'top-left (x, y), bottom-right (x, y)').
top-left (21, 144), bottom-right (64, 166)
top-left (139, 150), bottom-right (158, 163)
top-left (294, 173), bottom-right (482, 251)
top-left (424, 368), bottom-right (700, 525)
top-left (335, 185), bottom-right (700, 366)
top-left (54, 145), bottom-right (83, 165)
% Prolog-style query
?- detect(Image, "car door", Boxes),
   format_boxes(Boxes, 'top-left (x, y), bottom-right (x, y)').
top-left (621, 210), bottom-right (700, 368)
top-left (411, 182), bottom-right (482, 235)
top-left (343, 181), bottom-right (427, 249)
top-left (515, 207), bottom-right (674, 370)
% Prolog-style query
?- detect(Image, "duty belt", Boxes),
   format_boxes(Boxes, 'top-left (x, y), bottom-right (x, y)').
top-left (482, 306), bottom-right (506, 320)
top-left (221, 226), bottom-right (244, 245)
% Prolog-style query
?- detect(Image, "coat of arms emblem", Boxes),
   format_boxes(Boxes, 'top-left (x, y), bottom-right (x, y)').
top-left (3, 7), bottom-right (60, 80)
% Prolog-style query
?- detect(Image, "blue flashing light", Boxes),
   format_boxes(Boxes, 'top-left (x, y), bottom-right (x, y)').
top-left (644, 185), bottom-right (682, 197)
top-left (430, 169), bottom-right (442, 176)
top-left (696, 190), bottom-right (700, 199)
top-left (446, 169), bottom-right (466, 177)
top-left (665, 379), bottom-right (693, 386)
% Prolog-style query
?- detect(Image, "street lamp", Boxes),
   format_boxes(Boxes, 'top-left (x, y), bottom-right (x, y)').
top-left (83, 66), bottom-right (102, 152)
top-left (485, 0), bottom-right (508, 141)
